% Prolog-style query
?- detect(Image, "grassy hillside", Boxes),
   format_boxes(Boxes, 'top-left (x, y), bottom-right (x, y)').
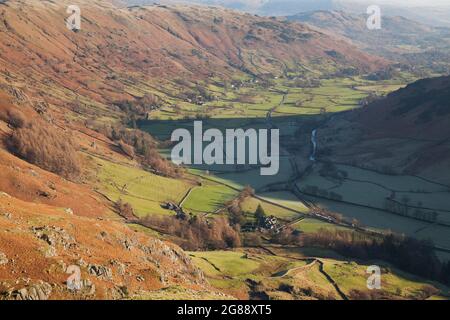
top-left (94, 157), bottom-right (193, 217)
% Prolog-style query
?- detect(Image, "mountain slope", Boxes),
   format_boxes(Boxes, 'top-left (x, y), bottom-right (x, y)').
top-left (290, 10), bottom-right (436, 43)
top-left (317, 76), bottom-right (450, 184)
top-left (336, 0), bottom-right (450, 28)
top-left (0, 190), bottom-right (226, 300)
top-left (129, 0), bottom-right (450, 28)
top-left (0, 0), bottom-right (386, 108)
top-left (2, 0), bottom-right (432, 301)
top-left (289, 10), bottom-right (450, 75)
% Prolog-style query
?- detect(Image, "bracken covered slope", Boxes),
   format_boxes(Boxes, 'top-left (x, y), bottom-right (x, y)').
top-left (0, 0), bottom-right (386, 106)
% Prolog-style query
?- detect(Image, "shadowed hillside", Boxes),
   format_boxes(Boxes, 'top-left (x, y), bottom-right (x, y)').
top-left (317, 75), bottom-right (450, 184)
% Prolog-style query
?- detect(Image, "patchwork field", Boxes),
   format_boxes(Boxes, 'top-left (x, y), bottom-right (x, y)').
top-left (302, 195), bottom-right (450, 250)
top-left (141, 77), bottom-right (406, 126)
top-left (296, 162), bottom-right (450, 250)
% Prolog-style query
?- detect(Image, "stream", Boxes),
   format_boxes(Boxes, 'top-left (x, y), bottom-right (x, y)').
top-left (309, 129), bottom-right (317, 161)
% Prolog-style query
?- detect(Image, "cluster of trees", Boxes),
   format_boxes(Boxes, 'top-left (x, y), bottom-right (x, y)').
top-left (271, 226), bottom-right (301, 245)
top-left (6, 115), bottom-right (81, 180)
top-left (364, 70), bottom-right (396, 81)
top-left (138, 185), bottom-right (264, 250)
top-left (333, 67), bottom-right (360, 77)
top-left (319, 162), bottom-right (348, 181)
top-left (94, 123), bottom-right (181, 178)
top-left (115, 93), bottom-right (162, 119)
top-left (254, 204), bottom-right (267, 227)
top-left (384, 198), bottom-right (439, 223)
top-left (178, 85), bottom-right (215, 105)
top-left (243, 232), bottom-right (263, 247)
top-left (226, 186), bottom-right (255, 226)
top-left (139, 215), bottom-right (241, 251)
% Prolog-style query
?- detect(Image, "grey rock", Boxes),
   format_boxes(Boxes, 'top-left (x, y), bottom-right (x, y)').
top-left (32, 226), bottom-right (76, 251)
top-left (88, 264), bottom-right (113, 280)
top-left (7, 281), bottom-right (52, 300)
top-left (136, 275), bottom-right (145, 282)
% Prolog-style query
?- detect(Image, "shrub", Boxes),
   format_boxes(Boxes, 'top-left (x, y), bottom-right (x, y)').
top-left (115, 199), bottom-right (136, 220)
top-left (141, 147), bottom-right (181, 178)
top-left (7, 121), bottom-right (81, 179)
top-left (0, 108), bottom-right (27, 128)
top-left (272, 227), bottom-right (301, 245)
top-left (243, 233), bottom-right (262, 247)
top-left (114, 94), bottom-right (162, 117)
top-left (226, 186), bottom-right (255, 226)
top-left (139, 215), bottom-right (241, 251)
top-left (254, 204), bottom-right (267, 227)
top-left (118, 140), bottom-right (135, 159)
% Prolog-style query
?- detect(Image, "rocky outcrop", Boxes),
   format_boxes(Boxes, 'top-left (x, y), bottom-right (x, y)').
top-left (88, 264), bottom-right (113, 280)
top-left (32, 226), bottom-right (76, 250)
top-left (32, 225), bottom-right (77, 258)
top-left (2, 281), bottom-right (52, 300)
top-left (140, 239), bottom-right (205, 285)
top-left (0, 193), bottom-right (213, 300)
